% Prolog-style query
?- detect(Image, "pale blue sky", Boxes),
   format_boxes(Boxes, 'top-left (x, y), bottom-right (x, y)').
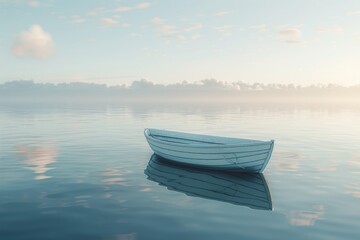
top-left (1, 0), bottom-right (359, 86)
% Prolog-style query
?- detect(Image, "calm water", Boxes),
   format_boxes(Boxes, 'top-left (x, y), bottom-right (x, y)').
top-left (0, 102), bottom-right (359, 240)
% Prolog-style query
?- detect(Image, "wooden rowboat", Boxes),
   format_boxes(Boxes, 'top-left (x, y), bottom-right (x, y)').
top-left (144, 128), bottom-right (274, 173)
top-left (145, 154), bottom-right (273, 210)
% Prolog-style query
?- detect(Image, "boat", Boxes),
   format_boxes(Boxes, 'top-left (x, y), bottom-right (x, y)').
top-left (144, 128), bottom-right (274, 173)
top-left (145, 154), bottom-right (273, 210)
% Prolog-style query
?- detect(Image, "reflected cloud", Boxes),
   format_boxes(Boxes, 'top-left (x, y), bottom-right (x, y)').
top-left (17, 144), bottom-right (57, 180)
top-left (349, 153), bottom-right (360, 166)
top-left (348, 161), bottom-right (360, 166)
top-left (348, 192), bottom-right (360, 199)
top-left (102, 168), bottom-right (127, 186)
top-left (345, 183), bottom-right (360, 199)
top-left (273, 151), bottom-right (300, 171)
top-left (139, 187), bottom-right (152, 192)
top-left (287, 205), bottom-right (324, 226)
top-left (115, 233), bottom-right (137, 240)
top-left (144, 154), bottom-right (273, 210)
top-left (317, 167), bottom-right (337, 172)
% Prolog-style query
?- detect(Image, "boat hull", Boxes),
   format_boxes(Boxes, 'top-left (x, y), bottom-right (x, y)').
top-left (144, 128), bottom-right (274, 173)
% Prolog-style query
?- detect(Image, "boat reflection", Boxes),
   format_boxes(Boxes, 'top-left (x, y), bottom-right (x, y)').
top-left (145, 154), bottom-right (273, 210)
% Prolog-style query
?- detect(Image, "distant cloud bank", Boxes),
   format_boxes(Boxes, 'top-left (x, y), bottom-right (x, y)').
top-left (0, 79), bottom-right (359, 102)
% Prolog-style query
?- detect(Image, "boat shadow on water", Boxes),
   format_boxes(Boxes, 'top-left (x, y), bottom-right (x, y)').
top-left (144, 154), bottom-right (273, 211)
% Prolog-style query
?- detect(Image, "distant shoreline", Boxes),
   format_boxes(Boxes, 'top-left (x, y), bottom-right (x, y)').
top-left (1, 80), bottom-right (359, 103)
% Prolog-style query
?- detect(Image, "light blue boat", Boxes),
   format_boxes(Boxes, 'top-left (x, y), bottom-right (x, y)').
top-left (144, 128), bottom-right (274, 172)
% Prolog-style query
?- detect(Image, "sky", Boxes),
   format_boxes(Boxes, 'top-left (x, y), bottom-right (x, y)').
top-left (0, 0), bottom-right (360, 86)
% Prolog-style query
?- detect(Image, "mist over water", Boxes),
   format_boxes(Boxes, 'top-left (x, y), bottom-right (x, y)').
top-left (1, 80), bottom-right (360, 103)
top-left (0, 101), bottom-right (359, 240)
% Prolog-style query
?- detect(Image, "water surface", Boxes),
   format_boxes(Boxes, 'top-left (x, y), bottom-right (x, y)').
top-left (0, 102), bottom-right (359, 240)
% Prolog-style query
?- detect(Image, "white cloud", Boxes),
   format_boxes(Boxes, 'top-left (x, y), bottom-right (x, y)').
top-left (99, 18), bottom-right (117, 27)
top-left (278, 28), bottom-right (302, 37)
top-left (215, 11), bottom-right (228, 16)
top-left (87, 7), bottom-right (106, 16)
top-left (151, 17), bottom-right (163, 25)
top-left (71, 16), bottom-right (86, 24)
top-left (115, 2), bottom-right (151, 12)
top-left (318, 26), bottom-right (343, 34)
top-left (214, 25), bottom-right (232, 37)
top-left (176, 35), bottom-right (186, 41)
top-left (278, 28), bottom-right (303, 44)
top-left (130, 79), bottom-right (154, 89)
top-left (11, 24), bottom-right (55, 59)
top-left (158, 24), bottom-right (178, 39)
top-left (158, 24), bottom-right (176, 34)
top-left (151, 17), bottom-right (185, 41)
top-left (115, 6), bottom-right (132, 12)
top-left (28, 0), bottom-right (39, 7)
top-left (185, 23), bottom-right (203, 32)
top-left (250, 24), bottom-right (269, 32)
top-left (283, 40), bottom-right (304, 44)
top-left (135, 2), bottom-right (151, 9)
top-left (199, 79), bottom-right (229, 88)
top-left (121, 23), bottom-right (130, 27)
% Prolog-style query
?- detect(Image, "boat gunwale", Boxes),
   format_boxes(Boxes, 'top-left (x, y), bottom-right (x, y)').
top-left (144, 128), bottom-right (274, 148)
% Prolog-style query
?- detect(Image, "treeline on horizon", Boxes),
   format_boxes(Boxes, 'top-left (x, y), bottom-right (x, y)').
top-left (1, 79), bottom-right (360, 102)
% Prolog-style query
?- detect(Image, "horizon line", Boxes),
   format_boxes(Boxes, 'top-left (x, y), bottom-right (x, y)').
top-left (1, 79), bottom-right (360, 89)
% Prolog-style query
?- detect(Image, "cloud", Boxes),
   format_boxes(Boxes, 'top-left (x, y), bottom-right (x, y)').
top-left (99, 18), bottom-right (117, 27)
top-left (71, 16), bottom-right (86, 24)
top-left (152, 17), bottom-right (163, 25)
top-left (283, 40), bottom-right (304, 44)
top-left (214, 25), bottom-right (232, 37)
top-left (151, 17), bottom-right (185, 41)
top-left (28, 0), bottom-right (39, 7)
top-left (11, 25), bottom-right (55, 59)
top-left (185, 23), bottom-right (203, 32)
top-left (115, 2), bottom-right (151, 12)
top-left (250, 24), bottom-right (269, 32)
top-left (135, 2), bottom-right (151, 9)
top-left (121, 23), bottom-right (130, 28)
top-left (318, 26), bottom-right (343, 34)
top-left (87, 7), bottom-right (106, 16)
top-left (158, 24), bottom-right (176, 35)
top-left (198, 79), bottom-right (229, 89)
top-left (278, 28), bottom-right (302, 37)
top-left (214, 11), bottom-right (228, 16)
top-left (176, 35), bottom-right (186, 41)
top-left (130, 79), bottom-right (155, 89)
top-left (115, 6), bottom-right (132, 12)
top-left (278, 27), bottom-right (303, 44)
